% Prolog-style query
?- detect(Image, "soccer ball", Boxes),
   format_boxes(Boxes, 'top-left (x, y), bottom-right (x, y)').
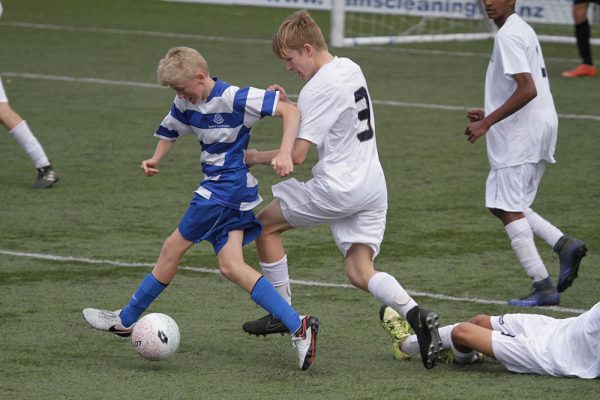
top-left (132, 313), bottom-right (180, 361)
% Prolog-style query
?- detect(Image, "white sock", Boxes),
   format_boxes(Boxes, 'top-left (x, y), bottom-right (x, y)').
top-left (438, 324), bottom-right (456, 349)
top-left (505, 219), bottom-right (549, 282)
top-left (523, 208), bottom-right (563, 248)
top-left (402, 324), bottom-right (458, 357)
top-left (367, 272), bottom-right (417, 317)
top-left (10, 120), bottom-right (50, 169)
top-left (260, 255), bottom-right (291, 305)
top-left (400, 333), bottom-right (420, 356)
top-left (451, 344), bottom-right (479, 365)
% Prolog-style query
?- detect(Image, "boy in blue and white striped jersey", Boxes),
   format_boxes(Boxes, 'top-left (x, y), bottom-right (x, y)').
top-left (83, 47), bottom-right (319, 371)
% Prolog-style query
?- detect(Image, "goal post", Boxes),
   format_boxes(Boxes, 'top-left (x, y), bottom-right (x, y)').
top-left (163, 1), bottom-right (599, 47)
top-left (330, 0), bottom-right (496, 47)
top-left (330, 0), bottom-right (600, 47)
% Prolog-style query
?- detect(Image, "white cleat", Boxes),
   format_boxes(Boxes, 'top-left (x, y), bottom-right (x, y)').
top-left (292, 315), bottom-right (320, 370)
top-left (82, 308), bottom-right (134, 337)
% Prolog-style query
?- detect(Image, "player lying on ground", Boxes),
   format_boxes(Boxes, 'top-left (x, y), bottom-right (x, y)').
top-left (82, 46), bottom-right (319, 371)
top-left (380, 304), bottom-right (600, 379)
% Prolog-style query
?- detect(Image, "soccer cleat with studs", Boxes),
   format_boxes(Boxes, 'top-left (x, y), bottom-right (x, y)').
top-left (242, 313), bottom-right (289, 336)
top-left (554, 236), bottom-right (587, 293)
top-left (292, 315), bottom-right (320, 370)
top-left (82, 308), bottom-right (134, 337)
top-left (406, 306), bottom-right (442, 369)
top-left (562, 64), bottom-right (597, 78)
top-left (34, 165), bottom-right (59, 189)
top-left (379, 305), bottom-right (412, 361)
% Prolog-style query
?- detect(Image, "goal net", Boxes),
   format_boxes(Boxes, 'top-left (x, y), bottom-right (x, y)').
top-left (330, 0), bottom-right (600, 47)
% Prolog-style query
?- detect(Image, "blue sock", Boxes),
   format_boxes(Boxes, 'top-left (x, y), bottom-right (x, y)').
top-left (119, 273), bottom-right (167, 327)
top-left (250, 276), bottom-right (301, 334)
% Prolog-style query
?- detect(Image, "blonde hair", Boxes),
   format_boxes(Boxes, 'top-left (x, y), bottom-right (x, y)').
top-left (157, 47), bottom-right (210, 87)
top-left (272, 10), bottom-right (327, 59)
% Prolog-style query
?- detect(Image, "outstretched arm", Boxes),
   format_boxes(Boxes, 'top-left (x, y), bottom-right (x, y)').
top-left (140, 139), bottom-right (175, 176)
top-left (464, 72), bottom-right (537, 143)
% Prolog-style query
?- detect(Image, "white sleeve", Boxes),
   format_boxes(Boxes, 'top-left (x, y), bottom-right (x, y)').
top-left (496, 32), bottom-right (531, 76)
top-left (296, 87), bottom-right (337, 146)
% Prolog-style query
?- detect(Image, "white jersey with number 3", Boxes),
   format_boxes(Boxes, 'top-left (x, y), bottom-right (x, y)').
top-left (296, 57), bottom-right (387, 210)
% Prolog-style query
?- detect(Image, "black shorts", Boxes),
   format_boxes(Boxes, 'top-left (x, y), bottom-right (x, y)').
top-left (574, 0), bottom-right (599, 5)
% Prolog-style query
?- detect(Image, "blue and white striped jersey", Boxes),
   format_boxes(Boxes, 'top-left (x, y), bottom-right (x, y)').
top-left (155, 78), bottom-right (279, 211)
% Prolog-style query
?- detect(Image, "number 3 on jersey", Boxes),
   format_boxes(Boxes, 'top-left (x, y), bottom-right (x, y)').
top-left (354, 86), bottom-right (374, 142)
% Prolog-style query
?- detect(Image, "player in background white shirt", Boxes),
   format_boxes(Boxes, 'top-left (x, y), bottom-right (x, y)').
top-left (243, 9), bottom-right (442, 369)
top-left (380, 303), bottom-right (600, 379)
top-left (464, 0), bottom-right (586, 307)
top-left (0, 1), bottom-right (59, 188)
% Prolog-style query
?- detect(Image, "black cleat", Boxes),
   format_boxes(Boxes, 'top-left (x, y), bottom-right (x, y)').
top-left (242, 314), bottom-right (289, 336)
top-left (554, 236), bottom-right (587, 293)
top-left (406, 306), bottom-right (442, 369)
top-left (34, 165), bottom-right (59, 189)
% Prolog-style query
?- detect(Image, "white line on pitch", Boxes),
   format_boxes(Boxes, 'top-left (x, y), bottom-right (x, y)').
top-left (2, 72), bottom-right (600, 122)
top-left (0, 21), bottom-right (271, 45)
top-left (0, 249), bottom-right (587, 314)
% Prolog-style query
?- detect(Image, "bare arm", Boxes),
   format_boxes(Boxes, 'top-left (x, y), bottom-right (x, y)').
top-left (246, 138), bottom-right (312, 167)
top-left (140, 139), bottom-right (176, 176)
top-left (268, 100), bottom-right (299, 177)
top-left (465, 72), bottom-right (537, 143)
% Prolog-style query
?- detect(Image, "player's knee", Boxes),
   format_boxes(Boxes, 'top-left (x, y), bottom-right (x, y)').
top-left (451, 322), bottom-right (472, 346)
top-left (345, 269), bottom-right (369, 291)
top-left (469, 314), bottom-right (492, 328)
top-left (217, 261), bottom-right (235, 280)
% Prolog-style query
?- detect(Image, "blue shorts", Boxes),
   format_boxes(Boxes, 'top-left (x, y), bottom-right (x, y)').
top-left (178, 194), bottom-right (262, 254)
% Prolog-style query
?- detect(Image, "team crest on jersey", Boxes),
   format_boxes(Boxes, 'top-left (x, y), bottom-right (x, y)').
top-left (213, 113), bottom-right (224, 125)
top-left (498, 315), bottom-right (505, 325)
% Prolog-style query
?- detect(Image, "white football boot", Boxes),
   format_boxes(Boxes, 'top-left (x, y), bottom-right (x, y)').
top-left (291, 315), bottom-right (320, 370)
top-left (82, 308), bottom-right (134, 337)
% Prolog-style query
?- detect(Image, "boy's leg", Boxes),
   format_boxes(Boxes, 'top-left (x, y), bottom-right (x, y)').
top-left (524, 207), bottom-right (587, 293)
top-left (1, 102), bottom-right (58, 189)
top-left (451, 322), bottom-right (495, 358)
top-left (82, 229), bottom-right (191, 335)
top-left (347, 244), bottom-right (442, 369)
top-left (219, 230), bottom-right (319, 370)
top-left (243, 199), bottom-right (295, 336)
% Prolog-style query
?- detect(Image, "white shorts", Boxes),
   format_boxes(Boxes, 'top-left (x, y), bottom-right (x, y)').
top-left (0, 76), bottom-right (8, 103)
top-left (485, 161), bottom-right (546, 212)
top-left (272, 178), bottom-right (386, 257)
top-left (490, 313), bottom-right (557, 375)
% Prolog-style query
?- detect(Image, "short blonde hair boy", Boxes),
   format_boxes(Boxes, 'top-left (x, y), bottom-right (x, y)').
top-left (272, 10), bottom-right (327, 59)
top-left (157, 46), bottom-right (210, 87)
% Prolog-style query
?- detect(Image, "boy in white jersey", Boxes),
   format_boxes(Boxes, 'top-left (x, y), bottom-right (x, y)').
top-left (82, 47), bottom-right (319, 371)
top-left (464, 0), bottom-right (586, 307)
top-left (380, 304), bottom-right (600, 379)
top-left (0, 1), bottom-right (59, 188)
top-left (242, 10), bottom-right (443, 369)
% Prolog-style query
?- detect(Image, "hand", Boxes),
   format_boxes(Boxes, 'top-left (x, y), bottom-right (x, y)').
top-left (271, 152), bottom-right (293, 177)
top-left (466, 108), bottom-right (484, 122)
top-left (244, 149), bottom-right (258, 167)
top-left (140, 158), bottom-right (159, 176)
top-left (464, 120), bottom-right (489, 144)
top-left (267, 84), bottom-right (290, 103)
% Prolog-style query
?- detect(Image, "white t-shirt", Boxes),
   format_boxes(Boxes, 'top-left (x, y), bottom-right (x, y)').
top-left (485, 14), bottom-right (557, 169)
top-left (296, 56), bottom-right (387, 210)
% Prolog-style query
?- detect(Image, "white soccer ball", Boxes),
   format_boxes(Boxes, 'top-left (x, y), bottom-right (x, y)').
top-left (132, 313), bottom-right (180, 361)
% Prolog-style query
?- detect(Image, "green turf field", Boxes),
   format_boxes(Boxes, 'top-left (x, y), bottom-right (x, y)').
top-left (1, 0), bottom-right (599, 398)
